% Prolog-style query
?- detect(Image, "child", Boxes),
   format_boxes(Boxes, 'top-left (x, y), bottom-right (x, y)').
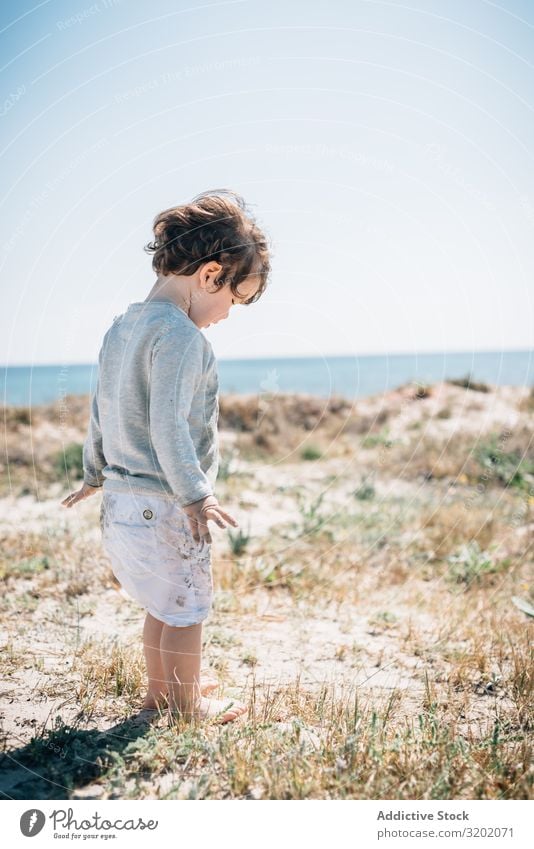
top-left (61, 189), bottom-right (271, 724)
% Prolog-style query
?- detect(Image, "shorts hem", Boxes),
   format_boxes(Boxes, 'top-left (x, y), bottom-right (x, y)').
top-left (145, 606), bottom-right (211, 627)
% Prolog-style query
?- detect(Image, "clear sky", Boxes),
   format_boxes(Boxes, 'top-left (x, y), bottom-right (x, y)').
top-left (1, 0), bottom-right (533, 365)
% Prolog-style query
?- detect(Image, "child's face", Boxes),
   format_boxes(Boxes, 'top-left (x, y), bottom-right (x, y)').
top-left (191, 263), bottom-right (263, 329)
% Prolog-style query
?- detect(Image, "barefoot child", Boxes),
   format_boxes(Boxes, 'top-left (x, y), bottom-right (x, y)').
top-left (61, 189), bottom-right (271, 724)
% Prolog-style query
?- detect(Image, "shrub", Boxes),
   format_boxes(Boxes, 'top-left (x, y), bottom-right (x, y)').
top-left (227, 524), bottom-right (251, 556)
top-left (474, 436), bottom-right (534, 491)
top-left (362, 428), bottom-right (394, 449)
top-left (446, 541), bottom-right (506, 586)
top-left (301, 444), bottom-right (322, 461)
top-left (447, 374), bottom-right (490, 393)
top-left (52, 442), bottom-right (84, 479)
top-left (353, 475), bottom-right (375, 500)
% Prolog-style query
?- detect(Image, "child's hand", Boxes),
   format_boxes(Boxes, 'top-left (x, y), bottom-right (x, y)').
top-left (182, 494), bottom-right (239, 544)
top-left (61, 482), bottom-right (101, 508)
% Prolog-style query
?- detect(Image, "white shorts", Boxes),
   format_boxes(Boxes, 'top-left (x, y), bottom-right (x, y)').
top-left (100, 490), bottom-right (213, 627)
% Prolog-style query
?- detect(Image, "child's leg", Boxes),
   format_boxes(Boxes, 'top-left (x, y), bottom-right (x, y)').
top-left (160, 622), bottom-right (203, 715)
top-left (142, 612), bottom-right (167, 706)
top-left (160, 621), bottom-right (248, 723)
top-left (142, 612), bottom-right (219, 709)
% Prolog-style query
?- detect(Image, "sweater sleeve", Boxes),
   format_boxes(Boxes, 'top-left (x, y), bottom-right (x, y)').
top-left (82, 369), bottom-right (106, 488)
top-left (149, 328), bottom-right (214, 507)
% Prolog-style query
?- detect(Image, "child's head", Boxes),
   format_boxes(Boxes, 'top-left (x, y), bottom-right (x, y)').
top-left (144, 189), bottom-right (271, 328)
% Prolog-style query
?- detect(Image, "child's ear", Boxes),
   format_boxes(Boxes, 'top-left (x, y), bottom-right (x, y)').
top-left (200, 261), bottom-right (223, 287)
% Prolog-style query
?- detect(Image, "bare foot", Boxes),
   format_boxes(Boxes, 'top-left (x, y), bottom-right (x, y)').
top-left (142, 677), bottom-right (218, 710)
top-left (169, 696), bottom-right (248, 725)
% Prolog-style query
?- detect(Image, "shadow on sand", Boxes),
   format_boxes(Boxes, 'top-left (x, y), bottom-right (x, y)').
top-left (0, 709), bottom-right (162, 800)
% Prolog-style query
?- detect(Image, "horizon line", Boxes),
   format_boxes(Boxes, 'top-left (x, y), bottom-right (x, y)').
top-left (1, 346), bottom-right (533, 370)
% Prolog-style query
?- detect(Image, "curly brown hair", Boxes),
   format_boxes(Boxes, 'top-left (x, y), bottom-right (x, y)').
top-left (144, 188), bottom-right (271, 304)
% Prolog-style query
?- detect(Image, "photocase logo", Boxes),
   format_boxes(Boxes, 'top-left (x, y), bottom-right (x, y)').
top-left (20, 809), bottom-right (46, 837)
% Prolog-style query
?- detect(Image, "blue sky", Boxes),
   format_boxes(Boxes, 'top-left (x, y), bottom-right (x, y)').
top-left (1, 0), bottom-right (533, 365)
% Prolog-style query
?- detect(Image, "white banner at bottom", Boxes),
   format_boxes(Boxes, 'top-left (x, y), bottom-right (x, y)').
top-left (4, 799), bottom-right (532, 848)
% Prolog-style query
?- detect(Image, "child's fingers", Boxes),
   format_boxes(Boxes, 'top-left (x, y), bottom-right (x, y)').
top-left (206, 509), bottom-right (226, 528)
top-left (195, 519), bottom-right (212, 544)
top-left (187, 516), bottom-right (213, 544)
top-left (185, 505), bottom-right (239, 540)
top-left (215, 508), bottom-right (239, 527)
top-left (186, 516), bottom-right (201, 541)
top-left (202, 507), bottom-right (233, 529)
top-left (197, 513), bottom-right (220, 537)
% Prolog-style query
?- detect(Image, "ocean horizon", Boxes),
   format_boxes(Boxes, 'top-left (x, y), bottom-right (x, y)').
top-left (1, 349), bottom-right (532, 408)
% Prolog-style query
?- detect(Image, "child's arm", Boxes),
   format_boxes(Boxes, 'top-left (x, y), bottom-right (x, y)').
top-left (82, 377), bottom-right (106, 489)
top-left (149, 329), bottom-right (214, 507)
top-left (60, 386), bottom-right (105, 507)
top-left (61, 348), bottom-right (106, 509)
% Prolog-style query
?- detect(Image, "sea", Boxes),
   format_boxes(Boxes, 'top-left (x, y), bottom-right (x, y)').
top-left (1, 349), bottom-right (532, 407)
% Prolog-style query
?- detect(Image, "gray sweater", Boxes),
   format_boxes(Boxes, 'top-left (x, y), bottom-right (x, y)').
top-left (82, 300), bottom-right (219, 506)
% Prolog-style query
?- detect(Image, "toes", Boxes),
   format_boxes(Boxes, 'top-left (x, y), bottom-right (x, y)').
top-left (217, 701), bottom-right (248, 723)
top-left (165, 696), bottom-right (248, 724)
